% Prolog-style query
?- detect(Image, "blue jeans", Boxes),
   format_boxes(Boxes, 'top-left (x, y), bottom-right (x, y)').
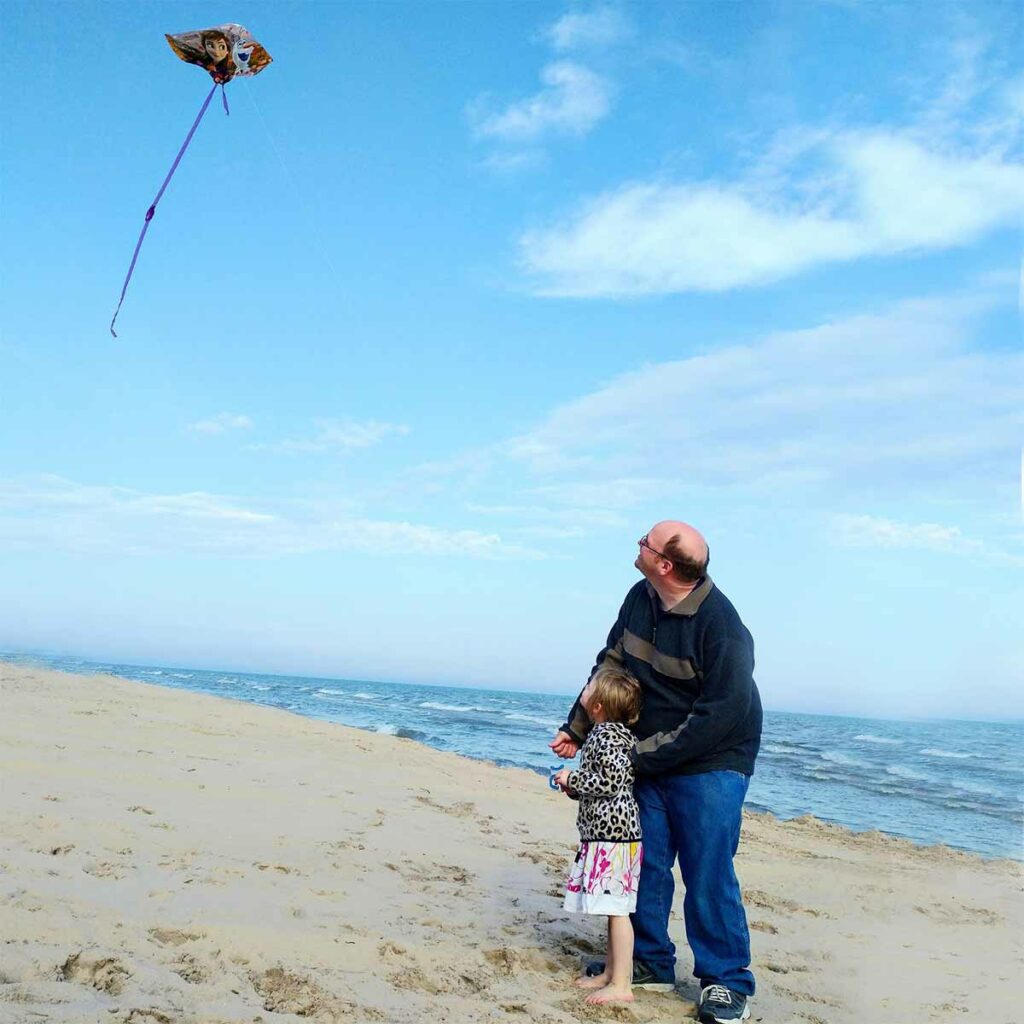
top-left (632, 770), bottom-right (755, 996)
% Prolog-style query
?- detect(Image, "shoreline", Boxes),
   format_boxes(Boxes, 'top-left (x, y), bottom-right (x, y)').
top-left (2, 662), bottom-right (1020, 1022)
top-left (5, 654), bottom-right (1017, 863)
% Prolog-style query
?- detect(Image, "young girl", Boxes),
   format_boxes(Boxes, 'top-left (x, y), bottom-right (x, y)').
top-left (552, 665), bottom-right (643, 1006)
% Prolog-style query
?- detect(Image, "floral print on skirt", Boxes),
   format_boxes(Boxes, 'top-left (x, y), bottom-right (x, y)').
top-left (562, 840), bottom-right (643, 916)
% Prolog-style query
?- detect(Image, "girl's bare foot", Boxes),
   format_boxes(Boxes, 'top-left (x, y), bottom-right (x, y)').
top-left (574, 972), bottom-right (610, 990)
top-left (584, 984), bottom-right (634, 1005)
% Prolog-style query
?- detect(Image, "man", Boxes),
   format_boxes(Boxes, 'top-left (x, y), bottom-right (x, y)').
top-left (550, 521), bottom-right (761, 1024)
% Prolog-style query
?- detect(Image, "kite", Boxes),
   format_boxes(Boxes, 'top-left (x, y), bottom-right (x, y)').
top-left (109, 24), bottom-right (273, 337)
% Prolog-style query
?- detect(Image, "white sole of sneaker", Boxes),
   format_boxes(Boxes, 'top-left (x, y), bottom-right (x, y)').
top-left (700, 1007), bottom-right (751, 1023)
top-left (634, 981), bottom-right (676, 992)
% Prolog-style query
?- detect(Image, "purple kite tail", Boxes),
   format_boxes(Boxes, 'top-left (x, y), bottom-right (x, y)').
top-left (109, 82), bottom-right (219, 338)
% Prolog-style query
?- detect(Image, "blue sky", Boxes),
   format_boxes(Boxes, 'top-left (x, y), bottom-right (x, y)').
top-left (1, 2), bottom-right (1021, 720)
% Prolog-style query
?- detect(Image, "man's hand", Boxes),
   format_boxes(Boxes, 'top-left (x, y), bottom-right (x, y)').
top-left (549, 730), bottom-right (580, 759)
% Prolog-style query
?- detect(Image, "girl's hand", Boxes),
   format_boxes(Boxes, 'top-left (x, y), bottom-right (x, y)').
top-left (552, 768), bottom-right (572, 790)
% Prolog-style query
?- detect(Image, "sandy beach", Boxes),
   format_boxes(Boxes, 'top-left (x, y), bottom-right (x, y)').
top-left (1, 663), bottom-right (1020, 1024)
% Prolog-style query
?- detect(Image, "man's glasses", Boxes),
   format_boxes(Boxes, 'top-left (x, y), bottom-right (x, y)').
top-left (638, 535), bottom-right (673, 562)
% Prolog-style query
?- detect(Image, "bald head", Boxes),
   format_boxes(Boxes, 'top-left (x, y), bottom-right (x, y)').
top-left (648, 520), bottom-right (709, 584)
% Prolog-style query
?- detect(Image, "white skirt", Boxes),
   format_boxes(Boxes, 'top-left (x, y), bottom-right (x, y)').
top-left (562, 840), bottom-right (643, 916)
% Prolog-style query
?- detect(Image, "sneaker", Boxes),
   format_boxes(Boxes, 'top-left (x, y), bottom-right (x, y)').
top-left (583, 959), bottom-right (675, 991)
top-left (698, 984), bottom-right (750, 1023)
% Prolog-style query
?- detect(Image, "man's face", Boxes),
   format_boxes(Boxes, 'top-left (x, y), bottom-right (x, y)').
top-left (635, 523), bottom-right (676, 581)
top-left (205, 37), bottom-right (230, 62)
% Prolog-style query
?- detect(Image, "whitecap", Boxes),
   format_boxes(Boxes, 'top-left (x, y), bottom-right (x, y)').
top-left (885, 765), bottom-right (929, 781)
top-left (170, 672), bottom-right (193, 679)
top-left (819, 751), bottom-right (868, 768)
top-left (854, 734), bottom-right (902, 745)
top-left (420, 701), bottom-right (485, 713)
top-left (946, 778), bottom-right (1000, 797)
top-left (920, 748), bottom-right (974, 760)
top-left (504, 712), bottom-right (558, 729)
top-left (374, 723), bottom-right (400, 735)
top-left (353, 692), bottom-right (377, 700)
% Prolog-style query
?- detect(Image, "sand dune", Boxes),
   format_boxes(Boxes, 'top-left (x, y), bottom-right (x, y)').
top-left (1, 663), bottom-right (1020, 1023)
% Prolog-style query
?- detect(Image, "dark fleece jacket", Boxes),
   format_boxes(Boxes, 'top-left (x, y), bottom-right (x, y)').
top-left (561, 577), bottom-right (762, 777)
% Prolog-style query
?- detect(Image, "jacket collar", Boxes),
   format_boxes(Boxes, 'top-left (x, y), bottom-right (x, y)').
top-left (645, 575), bottom-right (715, 617)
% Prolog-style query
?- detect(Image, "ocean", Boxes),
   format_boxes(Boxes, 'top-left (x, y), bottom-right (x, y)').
top-left (6, 652), bottom-right (1021, 861)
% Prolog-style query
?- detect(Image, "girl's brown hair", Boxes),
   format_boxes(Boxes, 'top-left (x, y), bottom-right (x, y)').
top-left (589, 665), bottom-right (642, 726)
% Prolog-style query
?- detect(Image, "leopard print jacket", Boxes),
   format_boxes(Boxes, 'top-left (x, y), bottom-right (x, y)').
top-left (566, 721), bottom-right (642, 843)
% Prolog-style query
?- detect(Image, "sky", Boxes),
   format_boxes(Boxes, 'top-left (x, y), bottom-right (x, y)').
top-left (1, 2), bottom-right (1021, 721)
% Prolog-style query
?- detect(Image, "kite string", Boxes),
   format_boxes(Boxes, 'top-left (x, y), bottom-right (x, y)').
top-left (242, 79), bottom-right (341, 278)
top-left (110, 82), bottom-right (219, 338)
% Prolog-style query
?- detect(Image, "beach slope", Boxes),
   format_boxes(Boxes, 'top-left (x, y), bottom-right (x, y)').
top-left (1, 664), bottom-right (1019, 1023)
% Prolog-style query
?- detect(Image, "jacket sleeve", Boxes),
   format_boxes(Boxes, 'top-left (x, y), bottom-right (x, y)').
top-left (559, 594), bottom-right (631, 744)
top-left (566, 738), bottom-right (632, 798)
top-left (632, 630), bottom-right (754, 775)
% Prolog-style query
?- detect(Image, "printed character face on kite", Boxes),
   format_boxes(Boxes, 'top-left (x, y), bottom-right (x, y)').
top-left (233, 42), bottom-right (253, 68)
top-left (202, 31), bottom-right (231, 65)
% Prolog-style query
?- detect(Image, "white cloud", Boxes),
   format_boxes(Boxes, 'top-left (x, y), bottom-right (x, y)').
top-left (831, 514), bottom-right (978, 553)
top-left (0, 476), bottom-right (538, 561)
top-left (520, 129), bottom-right (1024, 296)
top-left (481, 149), bottom-right (547, 174)
top-left (831, 513), bottom-right (1024, 567)
top-left (544, 8), bottom-right (628, 51)
top-left (187, 413), bottom-right (252, 435)
top-left (498, 286), bottom-right (1022, 505)
top-left (470, 61), bottom-right (611, 143)
top-left (253, 419), bottom-right (409, 455)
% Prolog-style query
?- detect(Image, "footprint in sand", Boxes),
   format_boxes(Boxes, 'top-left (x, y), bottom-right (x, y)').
top-left (484, 946), bottom-right (562, 976)
top-left (384, 858), bottom-right (473, 886)
top-left (170, 952), bottom-right (211, 984)
top-left (414, 795), bottom-right (476, 818)
top-left (125, 1010), bottom-right (174, 1023)
top-left (319, 839), bottom-right (367, 854)
top-left (83, 860), bottom-right (126, 880)
top-left (772, 980), bottom-right (842, 1009)
top-left (389, 965), bottom-right (448, 995)
top-left (557, 994), bottom-right (640, 1020)
top-left (913, 901), bottom-right (1002, 926)
top-left (58, 952), bottom-right (131, 996)
top-left (147, 927), bottom-right (204, 947)
top-left (764, 959), bottom-right (811, 975)
top-left (254, 862), bottom-right (300, 875)
top-left (744, 888), bottom-right (832, 919)
top-left (252, 966), bottom-right (354, 1018)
